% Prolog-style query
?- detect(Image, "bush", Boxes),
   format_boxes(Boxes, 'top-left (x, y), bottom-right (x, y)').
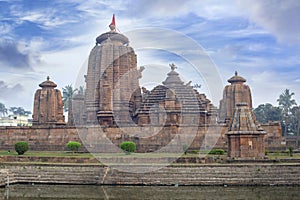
top-left (265, 150), bottom-right (269, 155)
top-left (182, 144), bottom-right (189, 155)
top-left (120, 141), bottom-right (136, 154)
top-left (288, 146), bottom-right (294, 157)
top-left (14, 141), bottom-right (29, 155)
top-left (209, 149), bottom-right (225, 155)
top-left (66, 141), bottom-right (81, 154)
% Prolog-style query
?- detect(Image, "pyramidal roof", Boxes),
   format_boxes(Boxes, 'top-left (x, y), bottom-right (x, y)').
top-left (228, 102), bottom-right (265, 134)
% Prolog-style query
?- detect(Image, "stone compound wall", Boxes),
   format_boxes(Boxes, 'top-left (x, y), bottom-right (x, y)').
top-left (0, 124), bottom-right (282, 152)
top-left (0, 125), bottom-right (229, 152)
top-left (0, 126), bottom-right (81, 151)
top-left (1, 163), bottom-right (300, 186)
top-left (261, 122), bottom-right (283, 150)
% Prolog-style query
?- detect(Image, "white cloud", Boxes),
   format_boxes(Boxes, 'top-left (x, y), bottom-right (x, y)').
top-left (0, 22), bottom-right (13, 35)
top-left (238, 0), bottom-right (300, 44)
top-left (9, 5), bottom-right (78, 30)
top-left (0, 76), bottom-right (34, 111)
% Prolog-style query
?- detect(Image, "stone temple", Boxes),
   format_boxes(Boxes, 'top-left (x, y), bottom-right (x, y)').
top-left (0, 17), bottom-right (284, 159)
top-left (32, 76), bottom-right (65, 126)
top-left (73, 22), bottom-right (215, 130)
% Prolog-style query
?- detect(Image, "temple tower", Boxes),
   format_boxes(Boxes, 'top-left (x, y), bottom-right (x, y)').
top-left (84, 16), bottom-right (141, 126)
top-left (32, 76), bottom-right (65, 126)
top-left (219, 71), bottom-right (252, 124)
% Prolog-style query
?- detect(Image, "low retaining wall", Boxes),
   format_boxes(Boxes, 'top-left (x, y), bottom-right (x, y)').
top-left (1, 163), bottom-right (300, 186)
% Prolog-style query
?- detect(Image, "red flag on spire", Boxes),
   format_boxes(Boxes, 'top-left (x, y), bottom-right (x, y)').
top-left (111, 14), bottom-right (116, 27)
top-left (109, 14), bottom-right (116, 31)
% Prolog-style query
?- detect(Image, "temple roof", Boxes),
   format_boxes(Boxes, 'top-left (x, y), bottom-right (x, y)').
top-left (96, 31), bottom-right (129, 45)
top-left (137, 64), bottom-right (208, 115)
top-left (162, 64), bottom-right (184, 86)
top-left (228, 102), bottom-right (265, 134)
top-left (39, 76), bottom-right (57, 88)
top-left (228, 71), bottom-right (246, 84)
top-left (96, 16), bottom-right (129, 45)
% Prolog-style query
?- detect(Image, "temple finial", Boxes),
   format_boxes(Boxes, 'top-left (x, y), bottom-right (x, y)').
top-left (170, 63), bottom-right (177, 71)
top-left (235, 71), bottom-right (238, 76)
top-left (109, 14), bottom-right (116, 31)
top-left (47, 76), bottom-right (50, 81)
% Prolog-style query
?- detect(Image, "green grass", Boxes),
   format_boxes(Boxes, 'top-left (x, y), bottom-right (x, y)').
top-left (1, 150), bottom-right (299, 161)
top-left (267, 152), bottom-right (300, 159)
top-left (0, 150), bottom-right (211, 159)
top-left (0, 150), bottom-right (93, 158)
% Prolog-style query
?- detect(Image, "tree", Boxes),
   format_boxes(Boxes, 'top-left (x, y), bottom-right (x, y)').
top-left (277, 89), bottom-right (297, 138)
top-left (0, 102), bottom-right (8, 117)
top-left (62, 85), bottom-right (78, 112)
top-left (290, 106), bottom-right (300, 135)
top-left (78, 86), bottom-right (85, 95)
top-left (9, 107), bottom-right (31, 116)
top-left (253, 103), bottom-right (281, 124)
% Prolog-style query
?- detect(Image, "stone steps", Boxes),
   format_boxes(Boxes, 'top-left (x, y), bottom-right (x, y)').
top-left (109, 165), bottom-right (300, 185)
top-left (1, 164), bottom-right (300, 186)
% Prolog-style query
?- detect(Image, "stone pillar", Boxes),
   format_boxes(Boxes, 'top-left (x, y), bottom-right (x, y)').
top-left (32, 76), bottom-right (65, 126)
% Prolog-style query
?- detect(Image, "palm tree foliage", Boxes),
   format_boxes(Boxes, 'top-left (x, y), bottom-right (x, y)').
top-left (0, 102), bottom-right (8, 117)
top-left (277, 89), bottom-right (297, 137)
top-left (9, 107), bottom-right (31, 116)
top-left (62, 85), bottom-right (78, 112)
top-left (78, 86), bottom-right (85, 95)
top-left (277, 89), bottom-right (297, 113)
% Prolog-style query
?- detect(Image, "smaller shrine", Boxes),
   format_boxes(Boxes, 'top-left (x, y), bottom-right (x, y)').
top-left (32, 76), bottom-right (65, 126)
top-left (226, 102), bottom-right (266, 159)
top-left (219, 71), bottom-right (252, 124)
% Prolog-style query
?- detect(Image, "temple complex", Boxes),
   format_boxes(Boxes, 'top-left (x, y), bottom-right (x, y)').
top-left (0, 16), bottom-right (285, 158)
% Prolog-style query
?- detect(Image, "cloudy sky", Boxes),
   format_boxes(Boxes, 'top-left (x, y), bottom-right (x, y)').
top-left (1, 0), bottom-right (300, 113)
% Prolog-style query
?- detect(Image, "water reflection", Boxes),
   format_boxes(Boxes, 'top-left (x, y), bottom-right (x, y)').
top-left (1, 184), bottom-right (299, 200)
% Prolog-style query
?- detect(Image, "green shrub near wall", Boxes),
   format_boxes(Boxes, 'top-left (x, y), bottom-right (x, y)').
top-left (66, 141), bottom-right (81, 154)
top-left (209, 149), bottom-right (225, 155)
top-left (14, 141), bottom-right (29, 155)
top-left (120, 141), bottom-right (136, 154)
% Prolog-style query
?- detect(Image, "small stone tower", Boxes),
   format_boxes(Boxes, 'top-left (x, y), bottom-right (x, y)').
top-left (84, 16), bottom-right (141, 126)
top-left (219, 71), bottom-right (252, 124)
top-left (32, 76), bottom-right (65, 126)
top-left (226, 102), bottom-right (265, 159)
